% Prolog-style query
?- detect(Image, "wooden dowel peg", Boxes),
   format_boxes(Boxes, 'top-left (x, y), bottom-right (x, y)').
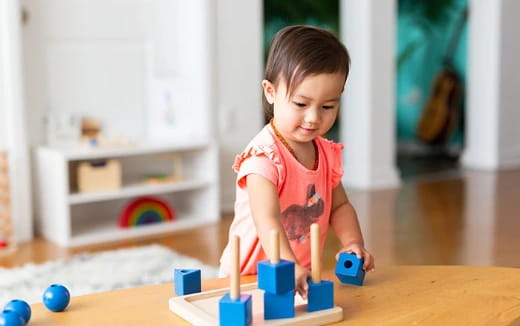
top-left (270, 229), bottom-right (280, 264)
top-left (311, 223), bottom-right (321, 283)
top-left (230, 235), bottom-right (240, 300)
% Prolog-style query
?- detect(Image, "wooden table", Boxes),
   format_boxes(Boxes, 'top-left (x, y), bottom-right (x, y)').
top-left (29, 266), bottom-right (520, 325)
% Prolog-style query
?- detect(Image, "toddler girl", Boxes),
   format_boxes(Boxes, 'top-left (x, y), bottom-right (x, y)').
top-left (219, 25), bottom-right (375, 299)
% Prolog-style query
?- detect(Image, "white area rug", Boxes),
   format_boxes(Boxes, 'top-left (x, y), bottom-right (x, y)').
top-left (0, 244), bottom-right (218, 306)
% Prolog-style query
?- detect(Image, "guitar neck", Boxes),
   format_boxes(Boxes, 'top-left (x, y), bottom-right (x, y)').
top-left (443, 6), bottom-right (468, 68)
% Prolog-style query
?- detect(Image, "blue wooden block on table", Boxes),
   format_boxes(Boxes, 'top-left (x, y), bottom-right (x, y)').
top-left (174, 269), bottom-right (201, 295)
top-left (263, 290), bottom-right (295, 319)
top-left (307, 279), bottom-right (334, 312)
top-left (257, 259), bottom-right (295, 294)
top-left (335, 252), bottom-right (365, 285)
top-left (219, 293), bottom-right (252, 326)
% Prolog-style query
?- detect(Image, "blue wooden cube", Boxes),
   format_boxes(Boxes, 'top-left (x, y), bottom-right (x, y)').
top-left (174, 268), bottom-right (201, 295)
top-left (219, 293), bottom-right (252, 326)
top-left (307, 279), bottom-right (334, 312)
top-left (264, 290), bottom-right (294, 319)
top-left (257, 259), bottom-right (295, 294)
top-left (335, 253), bottom-right (365, 285)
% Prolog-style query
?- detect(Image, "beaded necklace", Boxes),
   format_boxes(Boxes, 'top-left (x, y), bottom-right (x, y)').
top-left (270, 119), bottom-right (319, 170)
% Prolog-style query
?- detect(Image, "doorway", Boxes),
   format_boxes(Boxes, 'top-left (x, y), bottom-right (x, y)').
top-left (396, 0), bottom-right (468, 180)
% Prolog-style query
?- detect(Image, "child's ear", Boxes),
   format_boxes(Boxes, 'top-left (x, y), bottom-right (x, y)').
top-left (262, 80), bottom-right (275, 104)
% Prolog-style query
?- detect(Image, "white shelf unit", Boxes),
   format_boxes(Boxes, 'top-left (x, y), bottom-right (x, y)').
top-left (35, 142), bottom-right (219, 247)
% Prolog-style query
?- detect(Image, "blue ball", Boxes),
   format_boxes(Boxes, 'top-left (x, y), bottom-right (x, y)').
top-left (0, 310), bottom-right (25, 326)
top-left (3, 300), bottom-right (30, 323)
top-left (42, 284), bottom-right (70, 312)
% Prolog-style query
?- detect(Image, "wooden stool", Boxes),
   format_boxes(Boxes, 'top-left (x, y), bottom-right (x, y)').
top-left (0, 151), bottom-right (15, 255)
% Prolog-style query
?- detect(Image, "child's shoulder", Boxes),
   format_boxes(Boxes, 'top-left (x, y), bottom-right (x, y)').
top-left (316, 137), bottom-right (345, 186)
top-left (232, 125), bottom-right (281, 172)
top-left (246, 124), bottom-right (277, 149)
top-left (316, 136), bottom-right (344, 154)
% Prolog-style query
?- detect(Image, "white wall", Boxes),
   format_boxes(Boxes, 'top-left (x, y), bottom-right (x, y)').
top-left (0, 21), bottom-right (5, 150)
top-left (0, 0), bottom-right (33, 242)
top-left (216, 0), bottom-right (263, 212)
top-left (462, 0), bottom-right (520, 170)
top-left (22, 0), bottom-right (178, 146)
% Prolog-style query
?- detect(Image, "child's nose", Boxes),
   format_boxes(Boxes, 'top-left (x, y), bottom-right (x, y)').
top-left (305, 107), bottom-right (320, 124)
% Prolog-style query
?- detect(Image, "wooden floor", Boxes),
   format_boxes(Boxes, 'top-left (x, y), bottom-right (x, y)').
top-left (1, 168), bottom-right (519, 271)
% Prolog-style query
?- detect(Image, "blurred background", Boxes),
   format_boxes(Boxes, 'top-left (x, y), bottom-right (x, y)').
top-left (264, 0), bottom-right (468, 177)
top-left (0, 0), bottom-right (519, 263)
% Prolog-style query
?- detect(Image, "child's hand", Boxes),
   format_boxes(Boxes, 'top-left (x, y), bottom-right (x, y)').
top-left (336, 243), bottom-right (375, 272)
top-left (294, 264), bottom-right (311, 300)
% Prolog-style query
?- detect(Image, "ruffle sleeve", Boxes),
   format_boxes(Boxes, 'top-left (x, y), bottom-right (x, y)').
top-left (232, 144), bottom-right (285, 189)
top-left (320, 138), bottom-right (344, 187)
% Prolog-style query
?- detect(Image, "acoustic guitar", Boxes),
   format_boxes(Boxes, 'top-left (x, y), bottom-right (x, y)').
top-left (417, 7), bottom-right (468, 145)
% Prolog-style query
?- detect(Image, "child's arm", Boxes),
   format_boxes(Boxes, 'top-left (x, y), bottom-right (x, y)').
top-left (330, 182), bottom-right (375, 272)
top-left (246, 173), bottom-right (311, 299)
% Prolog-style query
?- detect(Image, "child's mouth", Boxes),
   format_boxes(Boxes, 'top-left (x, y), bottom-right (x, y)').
top-left (300, 127), bottom-right (317, 134)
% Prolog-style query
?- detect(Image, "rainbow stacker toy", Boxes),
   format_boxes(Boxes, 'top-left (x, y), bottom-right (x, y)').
top-left (119, 196), bottom-right (175, 228)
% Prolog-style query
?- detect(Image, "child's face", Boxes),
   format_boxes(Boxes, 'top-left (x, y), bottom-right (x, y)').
top-left (263, 72), bottom-right (344, 144)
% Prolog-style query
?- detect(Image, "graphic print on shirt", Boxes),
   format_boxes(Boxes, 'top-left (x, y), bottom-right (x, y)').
top-left (281, 184), bottom-right (324, 242)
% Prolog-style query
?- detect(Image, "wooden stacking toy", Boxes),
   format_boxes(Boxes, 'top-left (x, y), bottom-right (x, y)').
top-left (307, 223), bottom-right (334, 312)
top-left (258, 229), bottom-right (295, 319)
top-left (219, 235), bottom-right (252, 325)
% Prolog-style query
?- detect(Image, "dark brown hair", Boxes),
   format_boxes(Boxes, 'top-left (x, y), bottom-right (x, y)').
top-left (263, 25), bottom-right (351, 120)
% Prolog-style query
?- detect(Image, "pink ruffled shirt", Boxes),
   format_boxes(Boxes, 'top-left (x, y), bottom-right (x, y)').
top-left (218, 124), bottom-right (344, 277)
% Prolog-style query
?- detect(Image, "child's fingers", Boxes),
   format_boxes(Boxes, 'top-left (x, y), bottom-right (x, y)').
top-left (296, 280), bottom-right (308, 300)
top-left (347, 247), bottom-right (363, 259)
top-left (294, 265), bottom-right (310, 300)
top-left (363, 252), bottom-right (375, 272)
top-left (297, 288), bottom-right (307, 300)
top-left (336, 246), bottom-right (361, 260)
top-left (338, 246), bottom-right (375, 271)
top-left (335, 249), bottom-right (348, 261)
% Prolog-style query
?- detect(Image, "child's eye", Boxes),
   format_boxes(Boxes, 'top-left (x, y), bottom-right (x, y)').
top-left (322, 105), bottom-right (335, 110)
top-left (293, 101), bottom-right (306, 107)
